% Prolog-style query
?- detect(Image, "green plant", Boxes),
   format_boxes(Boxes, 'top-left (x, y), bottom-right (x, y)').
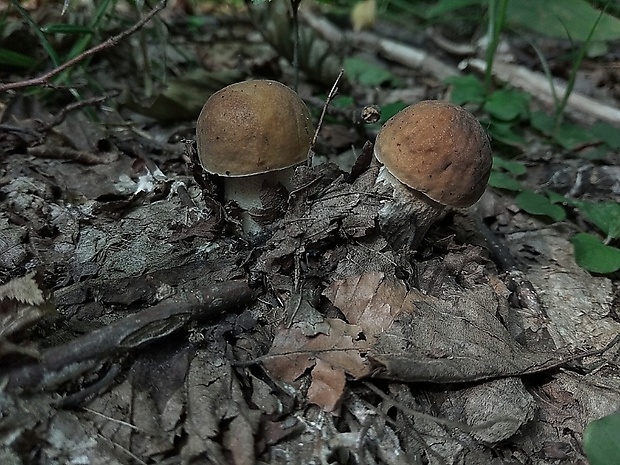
top-left (483, 0), bottom-right (508, 94)
top-left (583, 412), bottom-right (620, 465)
top-left (447, 73), bottom-right (620, 274)
top-left (549, 1), bottom-right (608, 133)
top-left (10, 0), bottom-right (113, 83)
top-left (343, 56), bottom-right (398, 87)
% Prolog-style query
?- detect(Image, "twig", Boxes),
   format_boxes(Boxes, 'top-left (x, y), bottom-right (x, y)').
top-left (0, 0), bottom-right (167, 92)
top-left (27, 145), bottom-right (110, 165)
top-left (308, 69), bottom-right (344, 166)
top-left (3, 279), bottom-right (253, 391)
top-left (39, 91), bottom-right (119, 131)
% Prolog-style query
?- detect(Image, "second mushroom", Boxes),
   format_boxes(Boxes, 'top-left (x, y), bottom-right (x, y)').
top-left (373, 100), bottom-right (493, 249)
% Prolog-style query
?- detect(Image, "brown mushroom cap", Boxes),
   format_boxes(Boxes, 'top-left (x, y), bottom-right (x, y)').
top-left (196, 80), bottom-right (314, 177)
top-left (374, 100), bottom-right (492, 208)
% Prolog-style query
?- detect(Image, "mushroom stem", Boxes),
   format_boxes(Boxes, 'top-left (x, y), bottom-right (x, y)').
top-left (224, 167), bottom-right (295, 237)
top-left (375, 166), bottom-right (445, 250)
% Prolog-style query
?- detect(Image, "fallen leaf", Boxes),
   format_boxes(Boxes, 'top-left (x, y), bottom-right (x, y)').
top-left (307, 358), bottom-right (346, 413)
top-left (323, 272), bottom-right (406, 343)
top-left (325, 273), bottom-right (577, 384)
top-left (0, 272), bottom-right (56, 339)
top-left (264, 318), bottom-right (371, 383)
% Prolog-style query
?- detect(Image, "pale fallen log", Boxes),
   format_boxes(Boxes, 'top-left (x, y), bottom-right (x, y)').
top-left (302, 7), bottom-right (620, 126)
top-left (464, 58), bottom-right (620, 127)
top-left (300, 7), bottom-right (459, 81)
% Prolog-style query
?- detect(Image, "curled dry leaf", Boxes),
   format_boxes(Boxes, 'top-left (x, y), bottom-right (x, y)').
top-left (0, 272), bottom-right (56, 339)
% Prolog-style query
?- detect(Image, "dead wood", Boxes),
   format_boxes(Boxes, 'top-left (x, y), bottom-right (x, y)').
top-left (3, 279), bottom-right (253, 392)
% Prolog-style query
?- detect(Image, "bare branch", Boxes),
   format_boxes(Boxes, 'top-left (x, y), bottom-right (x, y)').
top-left (3, 279), bottom-right (254, 392)
top-left (0, 0), bottom-right (167, 92)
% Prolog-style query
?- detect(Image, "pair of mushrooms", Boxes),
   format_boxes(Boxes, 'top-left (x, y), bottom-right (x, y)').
top-left (195, 80), bottom-right (492, 246)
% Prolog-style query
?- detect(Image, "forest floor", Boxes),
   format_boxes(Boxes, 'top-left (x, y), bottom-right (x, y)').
top-left (0, 1), bottom-right (619, 464)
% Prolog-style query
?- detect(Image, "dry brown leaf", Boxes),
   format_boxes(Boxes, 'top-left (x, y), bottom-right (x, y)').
top-left (307, 358), bottom-right (346, 413)
top-left (325, 272), bottom-right (575, 384)
top-left (0, 272), bottom-right (56, 339)
top-left (323, 272), bottom-right (406, 343)
top-left (265, 318), bottom-right (370, 382)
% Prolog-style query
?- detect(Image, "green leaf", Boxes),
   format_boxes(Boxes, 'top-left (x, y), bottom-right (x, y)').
top-left (574, 201), bottom-right (620, 239)
top-left (516, 191), bottom-right (566, 221)
top-left (572, 233), bottom-right (620, 273)
top-left (530, 111), bottom-right (555, 134)
top-left (445, 75), bottom-right (486, 105)
top-left (11, 0), bottom-right (61, 66)
top-left (585, 41), bottom-right (608, 58)
top-left (379, 101), bottom-right (409, 124)
top-left (484, 89), bottom-right (530, 121)
top-left (531, 112), bottom-right (598, 150)
top-left (578, 146), bottom-right (612, 161)
top-left (545, 189), bottom-right (571, 205)
top-left (343, 57), bottom-right (395, 87)
top-left (40, 24), bottom-right (93, 34)
top-left (426, 0), bottom-right (483, 18)
top-left (584, 413), bottom-right (620, 465)
top-left (486, 121), bottom-right (527, 147)
top-left (0, 48), bottom-right (37, 68)
top-left (488, 171), bottom-right (523, 191)
top-left (552, 123), bottom-right (599, 150)
top-left (331, 95), bottom-right (354, 108)
top-left (507, 0), bottom-right (620, 42)
top-left (590, 121), bottom-right (620, 149)
top-left (492, 156), bottom-right (527, 176)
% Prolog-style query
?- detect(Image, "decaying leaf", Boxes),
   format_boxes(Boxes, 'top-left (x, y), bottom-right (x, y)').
top-left (0, 272), bottom-right (45, 305)
top-left (0, 272), bottom-right (56, 339)
top-left (307, 358), bottom-right (346, 413)
top-left (263, 317), bottom-right (371, 411)
top-left (325, 272), bottom-right (574, 384)
top-left (323, 272), bottom-right (407, 343)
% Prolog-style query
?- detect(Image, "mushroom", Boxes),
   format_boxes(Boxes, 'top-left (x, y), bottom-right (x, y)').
top-left (196, 79), bottom-right (314, 236)
top-left (373, 100), bottom-right (492, 249)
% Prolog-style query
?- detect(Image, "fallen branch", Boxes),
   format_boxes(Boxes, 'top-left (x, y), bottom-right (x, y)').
top-left (39, 91), bottom-right (119, 131)
top-left (464, 58), bottom-right (620, 127)
top-left (3, 279), bottom-right (254, 392)
top-left (300, 8), bottom-right (458, 81)
top-left (0, 0), bottom-right (167, 92)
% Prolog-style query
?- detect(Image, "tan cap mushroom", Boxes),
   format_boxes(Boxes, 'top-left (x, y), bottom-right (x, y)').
top-left (196, 80), bottom-right (314, 236)
top-left (197, 79), bottom-right (313, 177)
top-left (373, 100), bottom-right (492, 248)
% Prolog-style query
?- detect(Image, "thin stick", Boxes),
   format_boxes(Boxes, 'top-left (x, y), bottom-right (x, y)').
top-left (0, 0), bottom-right (167, 92)
top-left (39, 91), bottom-right (119, 131)
top-left (307, 68), bottom-right (344, 166)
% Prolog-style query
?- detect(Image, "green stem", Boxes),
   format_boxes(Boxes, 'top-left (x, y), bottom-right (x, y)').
top-left (483, 0), bottom-right (508, 95)
top-left (290, 0), bottom-right (301, 91)
top-left (553, 0), bottom-right (609, 134)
